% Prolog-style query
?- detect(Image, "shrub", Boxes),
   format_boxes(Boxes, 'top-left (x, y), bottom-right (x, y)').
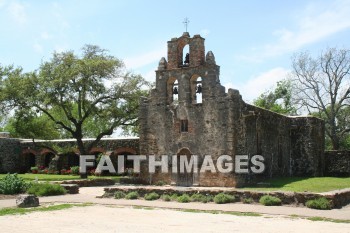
top-left (70, 166), bottom-right (80, 175)
top-left (259, 195), bottom-right (282, 206)
top-left (144, 192), bottom-right (160, 201)
top-left (243, 197), bottom-right (254, 204)
top-left (161, 194), bottom-right (171, 201)
top-left (191, 193), bottom-right (213, 203)
top-left (177, 194), bottom-right (191, 203)
top-left (306, 197), bottom-right (331, 210)
top-left (155, 181), bottom-right (166, 186)
top-left (0, 173), bottom-right (29, 195)
top-left (27, 183), bottom-right (66, 196)
top-left (170, 193), bottom-right (178, 201)
top-left (30, 167), bottom-right (38, 172)
top-left (114, 191), bottom-right (126, 199)
top-left (125, 191), bottom-right (139, 200)
top-left (214, 193), bottom-right (235, 204)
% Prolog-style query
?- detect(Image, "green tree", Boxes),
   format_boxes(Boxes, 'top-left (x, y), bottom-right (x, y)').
top-left (0, 45), bottom-right (149, 155)
top-left (253, 79), bottom-right (297, 115)
top-left (4, 109), bottom-right (61, 139)
top-left (291, 48), bottom-right (350, 150)
top-left (313, 105), bottom-right (350, 150)
top-left (0, 65), bottom-right (22, 132)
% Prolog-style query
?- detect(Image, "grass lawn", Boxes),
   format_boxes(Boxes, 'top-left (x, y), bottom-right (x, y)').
top-left (0, 173), bottom-right (121, 182)
top-left (0, 203), bottom-right (92, 216)
top-left (240, 177), bottom-right (350, 193)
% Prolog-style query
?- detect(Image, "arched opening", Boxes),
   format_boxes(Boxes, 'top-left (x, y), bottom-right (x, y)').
top-left (176, 148), bottom-right (194, 186)
top-left (67, 152), bottom-right (80, 168)
top-left (190, 75), bottom-right (203, 104)
top-left (113, 147), bottom-right (137, 175)
top-left (22, 153), bottom-right (36, 173)
top-left (177, 39), bottom-right (189, 68)
top-left (89, 148), bottom-right (106, 169)
top-left (183, 44), bottom-right (189, 67)
top-left (167, 77), bottom-right (179, 104)
top-left (44, 152), bottom-right (55, 168)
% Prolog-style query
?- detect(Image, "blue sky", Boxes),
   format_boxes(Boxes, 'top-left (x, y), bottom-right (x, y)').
top-left (1, 0), bottom-right (350, 102)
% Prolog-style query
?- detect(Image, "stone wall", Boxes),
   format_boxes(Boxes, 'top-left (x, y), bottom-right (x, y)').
top-left (139, 32), bottom-right (325, 187)
top-left (0, 137), bottom-right (140, 173)
top-left (325, 151), bottom-right (350, 176)
top-left (20, 138), bottom-right (140, 154)
top-left (0, 138), bottom-right (21, 173)
top-left (103, 186), bottom-right (350, 209)
top-left (290, 117), bottom-right (325, 176)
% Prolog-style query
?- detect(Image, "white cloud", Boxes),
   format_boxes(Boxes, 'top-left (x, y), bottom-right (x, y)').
top-left (200, 29), bottom-right (210, 37)
top-left (124, 47), bottom-right (166, 70)
top-left (239, 0), bottom-right (350, 62)
top-left (143, 69), bottom-right (156, 82)
top-left (33, 42), bottom-right (43, 53)
top-left (41, 32), bottom-right (51, 40)
top-left (54, 44), bottom-right (68, 53)
top-left (224, 67), bottom-right (289, 102)
top-left (0, 0), bottom-right (6, 8)
top-left (7, 1), bottom-right (27, 24)
top-left (52, 2), bottom-right (70, 30)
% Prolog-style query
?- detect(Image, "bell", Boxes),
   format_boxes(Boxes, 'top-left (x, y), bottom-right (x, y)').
top-left (196, 84), bottom-right (202, 93)
top-left (173, 87), bottom-right (178, 95)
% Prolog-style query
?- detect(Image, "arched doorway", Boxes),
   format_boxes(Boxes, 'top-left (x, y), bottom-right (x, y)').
top-left (176, 148), bottom-right (194, 186)
top-left (67, 152), bottom-right (79, 168)
top-left (112, 147), bottom-right (137, 174)
top-left (89, 148), bottom-right (106, 169)
top-left (22, 153), bottom-right (36, 173)
top-left (43, 152), bottom-right (55, 168)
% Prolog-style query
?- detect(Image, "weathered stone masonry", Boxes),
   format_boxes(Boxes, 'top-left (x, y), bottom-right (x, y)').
top-left (0, 137), bottom-right (139, 173)
top-left (138, 32), bottom-right (325, 187)
top-left (0, 33), bottom-right (342, 188)
top-left (0, 138), bottom-right (21, 173)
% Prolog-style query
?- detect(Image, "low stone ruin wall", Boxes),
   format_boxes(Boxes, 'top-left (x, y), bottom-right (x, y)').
top-left (325, 151), bottom-right (350, 176)
top-left (103, 186), bottom-right (350, 209)
top-left (0, 138), bottom-right (21, 173)
top-left (60, 178), bottom-right (115, 187)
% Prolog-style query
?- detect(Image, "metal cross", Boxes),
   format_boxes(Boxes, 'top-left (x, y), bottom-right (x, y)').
top-left (183, 17), bottom-right (190, 32)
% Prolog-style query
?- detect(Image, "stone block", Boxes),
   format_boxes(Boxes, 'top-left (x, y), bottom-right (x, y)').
top-left (16, 194), bottom-right (39, 208)
top-left (60, 184), bottom-right (79, 194)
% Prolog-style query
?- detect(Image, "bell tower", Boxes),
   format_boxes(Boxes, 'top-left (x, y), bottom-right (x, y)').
top-left (153, 32), bottom-right (222, 106)
top-left (139, 31), bottom-right (325, 187)
top-left (139, 31), bottom-right (230, 186)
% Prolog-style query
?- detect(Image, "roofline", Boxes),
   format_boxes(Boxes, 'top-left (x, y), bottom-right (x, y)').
top-left (19, 137), bottom-right (139, 143)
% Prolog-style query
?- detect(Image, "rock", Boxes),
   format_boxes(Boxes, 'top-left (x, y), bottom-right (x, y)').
top-left (60, 184), bottom-right (79, 194)
top-left (16, 194), bottom-right (39, 208)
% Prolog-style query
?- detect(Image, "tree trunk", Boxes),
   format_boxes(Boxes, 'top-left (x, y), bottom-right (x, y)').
top-left (76, 137), bottom-right (88, 179)
top-left (331, 136), bottom-right (340, 150)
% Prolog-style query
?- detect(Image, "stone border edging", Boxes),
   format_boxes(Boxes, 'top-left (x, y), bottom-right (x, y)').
top-left (103, 186), bottom-right (350, 209)
top-left (55, 179), bottom-right (115, 187)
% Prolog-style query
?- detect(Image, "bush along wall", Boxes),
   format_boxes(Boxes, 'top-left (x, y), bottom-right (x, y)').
top-left (103, 187), bottom-right (350, 209)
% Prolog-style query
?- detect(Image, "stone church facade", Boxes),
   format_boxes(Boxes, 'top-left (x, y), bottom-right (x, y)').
top-left (0, 32), bottom-right (327, 187)
top-left (138, 32), bottom-right (325, 187)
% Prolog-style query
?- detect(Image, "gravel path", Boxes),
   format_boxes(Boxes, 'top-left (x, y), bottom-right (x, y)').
top-left (0, 186), bottom-right (349, 233)
top-left (0, 205), bottom-right (349, 233)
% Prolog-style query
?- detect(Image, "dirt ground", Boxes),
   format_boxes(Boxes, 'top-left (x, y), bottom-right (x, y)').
top-left (0, 205), bottom-right (349, 233)
top-left (0, 194), bottom-right (18, 200)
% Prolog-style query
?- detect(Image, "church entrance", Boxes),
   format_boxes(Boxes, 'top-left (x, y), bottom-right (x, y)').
top-left (176, 148), bottom-right (193, 186)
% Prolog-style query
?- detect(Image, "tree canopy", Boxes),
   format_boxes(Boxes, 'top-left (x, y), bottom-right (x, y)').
top-left (291, 48), bottom-right (350, 150)
top-left (0, 45), bottom-right (149, 154)
top-left (253, 79), bottom-right (297, 115)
